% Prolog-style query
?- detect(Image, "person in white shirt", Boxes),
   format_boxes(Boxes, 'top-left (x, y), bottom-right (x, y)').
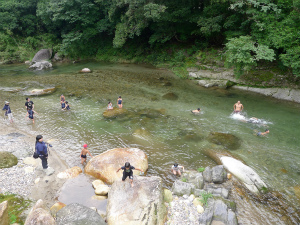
top-left (171, 163), bottom-right (184, 176)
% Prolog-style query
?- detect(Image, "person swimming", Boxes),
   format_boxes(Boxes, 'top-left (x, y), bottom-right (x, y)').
top-left (256, 129), bottom-right (270, 136)
top-left (191, 108), bottom-right (201, 114)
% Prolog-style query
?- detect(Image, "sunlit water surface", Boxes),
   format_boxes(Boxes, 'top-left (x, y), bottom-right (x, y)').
top-left (1, 62), bottom-right (299, 223)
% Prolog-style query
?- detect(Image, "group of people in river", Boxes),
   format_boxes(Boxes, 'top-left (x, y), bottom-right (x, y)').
top-left (107, 96), bottom-right (123, 110)
top-left (60, 94), bottom-right (71, 110)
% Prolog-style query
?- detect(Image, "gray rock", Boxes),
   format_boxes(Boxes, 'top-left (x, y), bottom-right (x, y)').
top-left (172, 180), bottom-right (195, 196)
top-left (221, 188), bottom-right (229, 199)
top-left (53, 52), bottom-right (62, 61)
top-left (29, 61), bottom-right (52, 70)
top-left (183, 170), bottom-right (204, 189)
top-left (213, 200), bottom-right (228, 223)
top-left (0, 201), bottom-right (9, 225)
top-left (32, 49), bottom-right (52, 62)
top-left (194, 189), bottom-right (207, 197)
top-left (199, 200), bottom-right (214, 225)
top-left (212, 165), bottom-right (226, 184)
top-left (56, 203), bottom-right (106, 225)
top-left (106, 176), bottom-right (166, 225)
top-left (203, 167), bottom-right (212, 183)
top-left (227, 210), bottom-right (238, 225)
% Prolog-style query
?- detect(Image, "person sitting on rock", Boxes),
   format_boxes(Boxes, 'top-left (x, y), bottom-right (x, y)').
top-left (80, 144), bottom-right (93, 164)
top-left (116, 162), bottom-right (143, 187)
top-left (191, 108), bottom-right (201, 114)
top-left (107, 101), bottom-right (113, 110)
top-left (172, 163), bottom-right (184, 176)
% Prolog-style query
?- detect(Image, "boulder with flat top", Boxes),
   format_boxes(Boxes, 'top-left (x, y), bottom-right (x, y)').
top-left (32, 49), bottom-right (52, 62)
top-left (85, 148), bottom-right (148, 184)
top-left (106, 176), bottom-right (166, 225)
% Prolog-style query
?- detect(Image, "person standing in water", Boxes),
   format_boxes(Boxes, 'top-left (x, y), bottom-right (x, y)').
top-left (60, 95), bottom-right (65, 105)
top-left (35, 135), bottom-right (48, 169)
top-left (116, 162), bottom-right (144, 187)
top-left (2, 101), bottom-right (13, 123)
top-left (233, 101), bottom-right (243, 114)
top-left (117, 96), bottom-right (123, 108)
top-left (63, 101), bottom-right (71, 110)
top-left (26, 109), bottom-right (38, 123)
top-left (80, 144), bottom-right (93, 164)
top-left (61, 99), bottom-right (66, 110)
top-left (171, 163), bottom-right (185, 176)
top-left (25, 98), bottom-right (34, 111)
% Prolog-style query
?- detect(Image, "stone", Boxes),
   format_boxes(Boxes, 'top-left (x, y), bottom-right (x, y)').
top-left (211, 221), bottom-right (226, 225)
top-left (221, 188), bottom-right (229, 199)
top-left (57, 166), bottom-right (82, 179)
top-left (80, 68), bottom-right (91, 73)
top-left (23, 157), bottom-right (38, 167)
top-left (85, 148), bottom-right (148, 184)
top-left (293, 186), bottom-right (300, 201)
top-left (45, 167), bottom-right (55, 176)
top-left (29, 61), bottom-right (52, 70)
top-left (106, 176), bottom-right (166, 225)
top-left (27, 87), bottom-right (56, 96)
top-left (56, 203), bottom-right (106, 225)
top-left (213, 200), bottom-right (228, 223)
top-left (197, 205), bottom-right (204, 214)
top-left (163, 188), bottom-right (173, 203)
top-left (0, 201), bottom-right (9, 225)
top-left (182, 171), bottom-right (204, 189)
top-left (0, 151), bottom-right (18, 169)
top-left (171, 180), bottom-right (195, 196)
top-left (103, 108), bottom-right (128, 118)
top-left (50, 202), bottom-right (66, 217)
top-left (212, 165), bottom-right (227, 184)
top-left (198, 204), bottom-right (214, 225)
top-left (207, 132), bottom-right (241, 150)
top-left (194, 189), bottom-right (206, 197)
top-left (198, 80), bottom-right (228, 88)
top-left (220, 156), bottom-right (267, 194)
top-left (25, 199), bottom-right (55, 225)
top-left (25, 60), bottom-right (31, 64)
top-left (95, 185), bottom-right (110, 195)
top-left (24, 166), bottom-right (34, 174)
top-left (188, 194), bottom-right (195, 202)
top-left (32, 49), bottom-right (52, 62)
top-left (203, 167), bottom-right (213, 183)
top-left (34, 178), bottom-right (40, 184)
top-left (227, 210), bottom-right (238, 225)
top-left (92, 195), bottom-right (107, 200)
top-left (92, 179), bottom-right (105, 188)
top-left (193, 198), bottom-right (204, 207)
top-left (162, 92), bottom-right (178, 100)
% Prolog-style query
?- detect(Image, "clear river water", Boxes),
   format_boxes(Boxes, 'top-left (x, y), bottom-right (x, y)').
top-left (0, 62), bottom-right (299, 224)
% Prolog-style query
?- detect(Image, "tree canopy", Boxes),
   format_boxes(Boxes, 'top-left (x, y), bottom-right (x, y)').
top-left (0, 0), bottom-right (299, 76)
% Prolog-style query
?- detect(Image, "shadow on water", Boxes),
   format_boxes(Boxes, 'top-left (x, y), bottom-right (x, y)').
top-left (1, 62), bottom-right (300, 224)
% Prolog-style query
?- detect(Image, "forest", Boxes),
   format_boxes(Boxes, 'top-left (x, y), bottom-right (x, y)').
top-left (0, 0), bottom-right (299, 77)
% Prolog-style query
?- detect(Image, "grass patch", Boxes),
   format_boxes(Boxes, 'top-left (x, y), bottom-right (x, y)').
top-left (200, 191), bottom-right (213, 206)
top-left (181, 177), bottom-right (187, 182)
top-left (0, 193), bottom-right (31, 225)
top-left (197, 167), bottom-right (205, 172)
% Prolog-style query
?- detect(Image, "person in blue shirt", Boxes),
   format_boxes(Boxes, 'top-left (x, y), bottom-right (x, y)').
top-left (35, 135), bottom-right (48, 169)
top-left (116, 162), bottom-right (143, 187)
top-left (2, 101), bottom-right (13, 123)
top-left (63, 101), bottom-right (71, 110)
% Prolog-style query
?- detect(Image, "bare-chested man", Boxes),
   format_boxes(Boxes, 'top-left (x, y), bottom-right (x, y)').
top-left (233, 101), bottom-right (244, 113)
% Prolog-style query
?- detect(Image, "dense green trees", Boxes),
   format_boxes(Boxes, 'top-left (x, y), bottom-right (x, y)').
top-left (0, 0), bottom-right (299, 77)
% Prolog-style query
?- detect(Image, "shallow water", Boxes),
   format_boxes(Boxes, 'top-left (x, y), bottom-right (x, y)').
top-left (1, 62), bottom-right (300, 223)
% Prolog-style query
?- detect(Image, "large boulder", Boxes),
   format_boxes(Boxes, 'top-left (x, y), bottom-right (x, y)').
top-left (207, 132), bottom-right (241, 150)
top-left (171, 180), bottom-right (195, 196)
top-left (106, 176), bottom-right (166, 225)
top-left (0, 151), bottom-right (18, 169)
top-left (181, 170), bottom-right (204, 189)
top-left (32, 49), bottom-right (52, 62)
top-left (57, 166), bottom-right (82, 179)
top-left (212, 165), bottom-right (227, 184)
top-left (203, 167), bottom-right (213, 183)
top-left (220, 156), bottom-right (267, 194)
top-left (25, 199), bottom-right (55, 225)
top-left (29, 61), bottom-right (52, 70)
top-left (85, 148), bottom-right (148, 184)
top-left (0, 201), bottom-right (9, 225)
top-left (56, 203), bottom-right (106, 225)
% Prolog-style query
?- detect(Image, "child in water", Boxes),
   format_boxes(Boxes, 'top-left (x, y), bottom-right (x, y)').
top-left (80, 144), bottom-right (93, 164)
top-left (116, 162), bottom-right (144, 187)
top-left (255, 129), bottom-right (270, 136)
top-left (171, 163), bottom-right (185, 176)
top-left (117, 96), bottom-right (123, 108)
top-left (63, 101), bottom-right (71, 110)
top-left (61, 100), bottom-right (66, 110)
top-left (191, 108), bottom-right (201, 114)
top-left (26, 109), bottom-right (38, 124)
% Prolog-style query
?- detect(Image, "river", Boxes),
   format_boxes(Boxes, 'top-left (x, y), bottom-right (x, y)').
top-left (0, 61), bottom-right (299, 224)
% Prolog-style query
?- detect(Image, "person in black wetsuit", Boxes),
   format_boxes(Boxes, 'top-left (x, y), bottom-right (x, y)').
top-left (116, 162), bottom-right (143, 187)
top-left (25, 98), bottom-right (34, 111)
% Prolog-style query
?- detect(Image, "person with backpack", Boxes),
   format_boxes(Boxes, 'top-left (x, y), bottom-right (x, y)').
top-left (35, 135), bottom-right (48, 169)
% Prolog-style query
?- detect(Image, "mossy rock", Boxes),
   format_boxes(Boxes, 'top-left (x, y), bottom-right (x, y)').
top-left (162, 92), bottom-right (178, 100)
top-left (207, 132), bottom-right (241, 150)
top-left (0, 151), bottom-right (18, 168)
top-left (103, 108), bottom-right (128, 118)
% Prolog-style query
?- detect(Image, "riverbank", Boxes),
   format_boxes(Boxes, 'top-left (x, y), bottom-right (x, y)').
top-left (0, 120), bottom-right (69, 208)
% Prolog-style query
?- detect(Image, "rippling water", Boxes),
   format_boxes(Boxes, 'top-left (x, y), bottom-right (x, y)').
top-left (1, 62), bottom-right (300, 223)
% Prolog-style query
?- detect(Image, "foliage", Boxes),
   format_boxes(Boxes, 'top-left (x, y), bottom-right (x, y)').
top-left (200, 191), bottom-right (213, 206)
top-left (0, 193), bottom-right (31, 224)
top-left (181, 177), bottom-right (187, 182)
top-left (197, 167), bottom-right (205, 172)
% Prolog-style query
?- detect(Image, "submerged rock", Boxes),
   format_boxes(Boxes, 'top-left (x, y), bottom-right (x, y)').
top-left (80, 68), bottom-right (91, 73)
top-left (85, 148), bottom-right (148, 184)
top-left (0, 151), bottom-right (18, 169)
top-left (103, 108), bottom-right (128, 118)
top-left (106, 176), bottom-right (166, 225)
top-left (29, 61), bottom-right (52, 70)
top-left (27, 87), bottom-right (56, 96)
top-left (56, 203), bottom-right (106, 225)
top-left (162, 92), bottom-right (179, 100)
top-left (207, 132), bottom-right (241, 150)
